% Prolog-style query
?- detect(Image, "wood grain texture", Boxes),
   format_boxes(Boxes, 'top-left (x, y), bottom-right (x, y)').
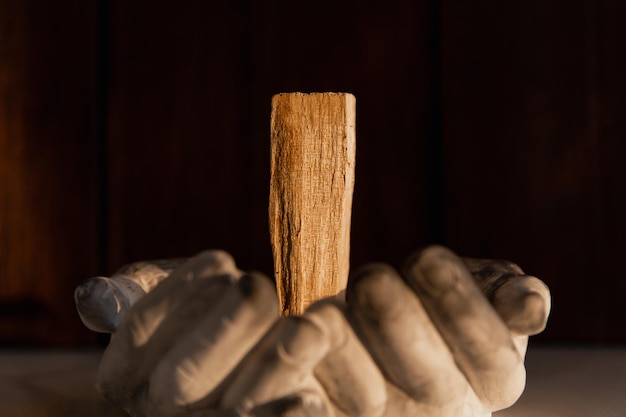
top-left (246, 0), bottom-right (430, 270)
top-left (105, 1), bottom-right (253, 270)
top-left (441, 0), bottom-right (626, 342)
top-left (0, 1), bottom-right (99, 346)
top-left (269, 93), bottom-right (356, 316)
top-left (1, 0), bottom-right (623, 345)
top-left (103, 0), bottom-right (430, 279)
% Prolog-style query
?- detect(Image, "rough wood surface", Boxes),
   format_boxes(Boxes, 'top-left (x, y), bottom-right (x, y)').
top-left (269, 93), bottom-right (356, 316)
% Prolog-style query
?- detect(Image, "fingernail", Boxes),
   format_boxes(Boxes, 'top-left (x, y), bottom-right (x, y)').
top-left (350, 264), bottom-right (407, 320)
top-left (75, 277), bottom-right (124, 333)
top-left (248, 390), bottom-right (328, 417)
top-left (249, 394), bottom-right (303, 416)
top-left (408, 246), bottom-right (459, 297)
top-left (297, 389), bottom-right (329, 417)
top-left (277, 317), bottom-right (329, 367)
top-left (493, 276), bottom-right (550, 335)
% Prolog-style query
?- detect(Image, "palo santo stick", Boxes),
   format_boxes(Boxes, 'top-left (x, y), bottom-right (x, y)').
top-left (269, 92), bottom-right (356, 316)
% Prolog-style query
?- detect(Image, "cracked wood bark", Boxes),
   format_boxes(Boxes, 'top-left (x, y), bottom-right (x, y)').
top-left (269, 93), bottom-right (356, 316)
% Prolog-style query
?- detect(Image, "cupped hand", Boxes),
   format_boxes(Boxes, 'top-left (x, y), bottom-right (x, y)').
top-left (75, 246), bottom-right (550, 417)
top-left (79, 250), bottom-right (343, 417)
top-left (88, 250), bottom-right (289, 417)
top-left (307, 245), bottom-right (551, 417)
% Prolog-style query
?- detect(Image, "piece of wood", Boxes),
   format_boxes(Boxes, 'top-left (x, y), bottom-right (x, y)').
top-left (269, 92), bottom-right (356, 316)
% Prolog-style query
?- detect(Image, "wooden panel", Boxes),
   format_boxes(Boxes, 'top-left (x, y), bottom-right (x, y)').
top-left (2, 0), bottom-right (622, 346)
top-left (441, 0), bottom-right (626, 342)
top-left (246, 0), bottom-right (433, 270)
top-left (105, 1), bottom-right (254, 271)
top-left (0, 2), bottom-right (99, 345)
top-left (106, 0), bottom-right (433, 277)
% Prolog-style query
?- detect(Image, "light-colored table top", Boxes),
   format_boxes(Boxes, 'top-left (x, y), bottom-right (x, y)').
top-left (1, 345), bottom-right (625, 417)
top-left (495, 345), bottom-right (626, 417)
top-left (0, 349), bottom-right (125, 417)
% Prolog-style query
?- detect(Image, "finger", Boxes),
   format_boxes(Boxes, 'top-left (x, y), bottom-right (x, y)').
top-left (185, 395), bottom-right (331, 417)
top-left (463, 258), bottom-right (551, 336)
top-left (462, 258), bottom-right (523, 293)
top-left (113, 257), bottom-right (188, 292)
top-left (146, 273), bottom-right (279, 416)
top-left (97, 250), bottom-right (239, 408)
top-left (346, 263), bottom-right (472, 409)
top-left (183, 410), bottom-right (240, 417)
top-left (403, 245), bottom-right (526, 411)
top-left (247, 391), bottom-right (331, 417)
top-left (219, 314), bottom-right (333, 414)
top-left (306, 300), bottom-right (387, 417)
top-left (75, 252), bottom-right (240, 333)
top-left (491, 275), bottom-right (551, 336)
top-left (75, 275), bottom-right (145, 333)
top-left (75, 258), bottom-right (188, 333)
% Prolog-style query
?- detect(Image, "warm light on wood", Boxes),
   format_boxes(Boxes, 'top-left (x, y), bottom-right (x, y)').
top-left (269, 92), bottom-right (356, 316)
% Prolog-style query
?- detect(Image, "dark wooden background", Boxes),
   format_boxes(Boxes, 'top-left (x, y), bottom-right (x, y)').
top-left (1, 0), bottom-right (624, 346)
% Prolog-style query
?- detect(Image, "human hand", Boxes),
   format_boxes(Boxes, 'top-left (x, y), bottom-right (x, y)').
top-left (77, 250), bottom-right (292, 417)
top-left (75, 246), bottom-right (550, 417)
top-left (306, 245), bottom-right (551, 417)
top-left (237, 244), bottom-right (550, 417)
top-left (76, 250), bottom-right (350, 417)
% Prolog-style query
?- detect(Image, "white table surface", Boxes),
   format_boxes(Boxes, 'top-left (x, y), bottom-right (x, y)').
top-left (1, 345), bottom-right (625, 417)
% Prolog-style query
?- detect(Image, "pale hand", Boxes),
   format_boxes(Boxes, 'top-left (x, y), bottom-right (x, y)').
top-left (75, 246), bottom-right (550, 417)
